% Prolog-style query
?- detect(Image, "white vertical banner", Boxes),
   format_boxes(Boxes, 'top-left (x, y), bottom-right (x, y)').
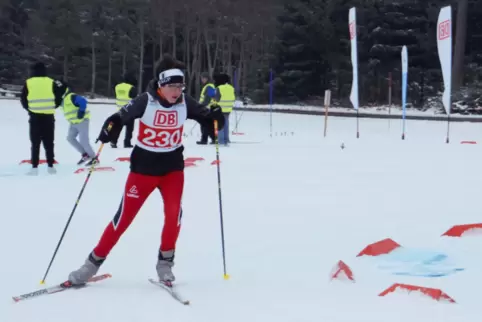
top-left (437, 6), bottom-right (452, 115)
top-left (349, 7), bottom-right (359, 110)
top-left (401, 47), bottom-right (408, 75)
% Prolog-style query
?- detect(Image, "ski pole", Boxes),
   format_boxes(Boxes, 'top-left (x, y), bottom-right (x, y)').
top-left (40, 124), bottom-right (112, 284)
top-left (213, 120), bottom-right (229, 280)
top-left (189, 122), bottom-right (198, 135)
top-left (234, 110), bottom-right (245, 132)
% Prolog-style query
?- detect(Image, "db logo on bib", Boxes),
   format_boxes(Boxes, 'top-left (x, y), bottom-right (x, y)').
top-left (154, 110), bottom-right (178, 128)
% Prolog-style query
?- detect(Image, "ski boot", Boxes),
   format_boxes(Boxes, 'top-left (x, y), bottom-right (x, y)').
top-left (85, 157), bottom-right (99, 166)
top-left (156, 250), bottom-right (175, 282)
top-left (124, 141), bottom-right (133, 148)
top-left (26, 167), bottom-right (38, 176)
top-left (77, 153), bottom-right (90, 165)
top-left (110, 142), bottom-right (117, 148)
top-left (68, 252), bottom-right (105, 285)
top-left (47, 166), bottom-right (57, 174)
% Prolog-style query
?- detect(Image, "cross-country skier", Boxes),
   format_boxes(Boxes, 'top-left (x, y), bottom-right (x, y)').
top-left (67, 54), bottom-right (225, 285)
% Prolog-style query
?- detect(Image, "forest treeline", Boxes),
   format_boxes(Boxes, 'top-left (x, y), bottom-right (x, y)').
top-left (0, 0), bottom-right (480, 109)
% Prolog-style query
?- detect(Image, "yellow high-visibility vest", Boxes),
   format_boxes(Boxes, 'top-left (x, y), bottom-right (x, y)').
top-left (199, 83), bottom-right (215, 106)
top-left (26, 77), bottom-right (55, 114)
top-left (217, 84), bottom-right (235, 113)
top-left (115, 83), bottom-right (133, 109)
top-left (62, 93), bottom-right (90, 124)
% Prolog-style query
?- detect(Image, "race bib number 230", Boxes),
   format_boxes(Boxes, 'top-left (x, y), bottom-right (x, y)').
top-left (139, 125), bottom-right (183, 148)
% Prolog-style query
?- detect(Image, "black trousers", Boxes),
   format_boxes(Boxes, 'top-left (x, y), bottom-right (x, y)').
top-left (112, 119), bottom-right (134, 145)
top-left (200, 124), bottom-right (214, 143)
top-left (29, 114), bottom-right (55, 167)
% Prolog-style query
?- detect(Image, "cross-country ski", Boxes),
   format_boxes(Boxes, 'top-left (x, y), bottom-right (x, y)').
top-left (12, 274), bottom-right (112, 302)
top-left (148, 278), bottom-right (190, 305)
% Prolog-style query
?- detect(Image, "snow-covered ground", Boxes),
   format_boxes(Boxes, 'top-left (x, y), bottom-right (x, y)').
top-left (249, 103), bottom-right (470, 117)
top-left (2, 99), bottom-right (482, 322)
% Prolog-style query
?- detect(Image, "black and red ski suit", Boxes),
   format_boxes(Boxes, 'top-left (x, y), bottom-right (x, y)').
top-left (92, 80), bottom-right (224, 259)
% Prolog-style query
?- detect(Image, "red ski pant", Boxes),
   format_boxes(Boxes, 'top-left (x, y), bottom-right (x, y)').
top-left (93, 171), bottom-right (184, 258)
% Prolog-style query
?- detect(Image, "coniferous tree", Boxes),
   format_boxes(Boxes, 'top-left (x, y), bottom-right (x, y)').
top-left (272, 0), bottom-right (336, 102)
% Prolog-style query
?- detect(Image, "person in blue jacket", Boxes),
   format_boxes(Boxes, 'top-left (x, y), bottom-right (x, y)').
top-left (62, 86), bottom-right (97, 166)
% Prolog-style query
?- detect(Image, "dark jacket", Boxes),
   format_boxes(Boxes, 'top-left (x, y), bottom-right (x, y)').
top-left (101, 80), bottom-right (225, 176)
top-left (20, 62), bottom-right (67, 114)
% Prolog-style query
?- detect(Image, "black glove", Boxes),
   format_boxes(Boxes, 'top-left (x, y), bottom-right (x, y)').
top-left (77, 110), bottom-right (85, 119)
top-left (96, 114), bottom-right (122, 143)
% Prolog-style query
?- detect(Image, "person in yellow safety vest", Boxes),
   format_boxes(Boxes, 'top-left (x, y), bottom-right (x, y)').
top-left (112, 73), bottom-right (138, 148)
top-left (196, 72), bottom-right (217, 145)
top-left (20, 62), bottom-right (67, 175)
top-left (61, 85), bottom-right (98, 167)
top-left (213, 73), bottom-right (235, 146)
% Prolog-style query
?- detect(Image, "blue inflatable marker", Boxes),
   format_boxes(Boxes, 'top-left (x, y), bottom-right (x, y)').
top-left (375, 247), bottom-right (464, 278)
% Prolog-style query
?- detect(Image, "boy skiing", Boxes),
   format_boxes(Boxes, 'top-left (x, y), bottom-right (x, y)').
top-left (67, 54), bottom-right (224, 285)
top-left (62, 86), bottom-right (98, 166)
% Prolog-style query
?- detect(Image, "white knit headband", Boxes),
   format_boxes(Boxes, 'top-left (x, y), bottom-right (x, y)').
top-left (159, 68), bottom-right (185, 86)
